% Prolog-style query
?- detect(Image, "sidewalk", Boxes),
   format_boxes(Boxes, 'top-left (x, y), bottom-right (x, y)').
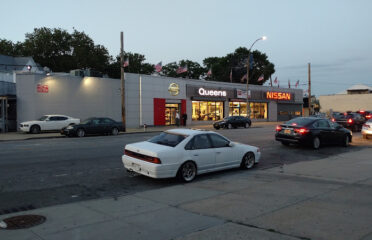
top-left (1, 147), bottom-right (371, 240)
top-left (0, 121), bottom-right (279, 141)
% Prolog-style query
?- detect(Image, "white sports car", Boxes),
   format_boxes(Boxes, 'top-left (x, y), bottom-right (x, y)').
top-left (122, 129), bottom-right (260, 182)
top-left (19, 115), bottom-right (80, 134)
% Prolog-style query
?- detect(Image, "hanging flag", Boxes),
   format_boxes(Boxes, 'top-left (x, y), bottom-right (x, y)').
top-left (295, 80), bottom-right (299, 88)
top-left (249, 54), bottom-right (254, 70)
top-left (154, 61), bottom-right (162, 72)
top-left (241, 73), bottom-right (247, 82)
top-left (288, 79), bottom-right (291, 88)
top-left (207, 68), bottom-right (212, 77)
top-left (230, 69), bottom-right (233, 82)
top-left (176, 65), bottom-right (188, 74)
top-left (123, 58), bottom-right (129, 67)
top-left (258, 74), bottom-right (264, 82)
top-left (274, 76), bottom-right (278, 84)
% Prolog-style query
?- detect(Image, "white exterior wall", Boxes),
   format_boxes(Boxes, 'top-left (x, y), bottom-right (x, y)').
top-left (319, 94), bottom-right (372, 113)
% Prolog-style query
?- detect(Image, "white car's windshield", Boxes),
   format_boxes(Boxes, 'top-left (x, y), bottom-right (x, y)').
top-left (148, 132), bottom-right (187, 147)
top-left (38, 116), bottom-right (48, 121)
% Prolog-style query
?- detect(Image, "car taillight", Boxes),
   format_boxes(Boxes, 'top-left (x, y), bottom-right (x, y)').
top-left (294, 128), bottom-right (309, 134)
top-left (124, 149), bottom-right (161, 164)
top-left (366, 115), bottom-right (372, 119)
top-left (363, 124), bottom-right (368, 128)
top-left (276, 125), bottom-right (282, 131)
top-left (348, 119), bottom-right (353, 123)
top-left (331, 118), bottom-right (335, 122)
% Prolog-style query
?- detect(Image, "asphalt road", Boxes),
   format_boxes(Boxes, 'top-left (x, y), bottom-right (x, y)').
top-left (0, 124), bottom-right (371, 214)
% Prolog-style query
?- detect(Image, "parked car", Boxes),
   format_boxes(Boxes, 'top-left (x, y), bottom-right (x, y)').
top-left (362, 119), bottom-right (372, 139)
top-left (275, 117), bottom-right (352, 149)
top-left (357, 110), bottom-right (372, 120)
top-left (61, 117), bottom-right (125, 137)
top-left (331, 112), bottom-right (365, 131)
top-left (213, 116), bottom-right (251, 129)
top-left (122, 129), bottom-right (260, 182)
top-left (19, 115), bottom-right (80, 134)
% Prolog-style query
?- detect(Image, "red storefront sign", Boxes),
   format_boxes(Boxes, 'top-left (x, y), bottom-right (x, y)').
top-left (37, 84), bottom-right (49, 93)
top-left (266, 91), bottom-right (291, 100)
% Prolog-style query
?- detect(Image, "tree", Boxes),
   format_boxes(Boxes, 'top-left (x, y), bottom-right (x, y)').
top-left (106, 52), bottom-right (154, 79)
top-left (203, 47), bottom-right (275, 85)
top-left (161, 60), bottom-right (205, 79)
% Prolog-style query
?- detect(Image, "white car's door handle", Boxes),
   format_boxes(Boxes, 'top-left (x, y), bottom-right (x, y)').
top-left (193, 154), bottom-right (199, 156)
top-left (216, 152), bottom-right (221, 154)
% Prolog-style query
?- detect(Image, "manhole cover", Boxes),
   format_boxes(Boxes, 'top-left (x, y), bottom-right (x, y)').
top-left (0, 215), bottom-right (46, 230)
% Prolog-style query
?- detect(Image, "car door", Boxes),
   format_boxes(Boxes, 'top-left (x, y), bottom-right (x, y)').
top-left (208, 133), bottom-right (237, 168)
top-left (315, 119), bottom-right (333, 145)
top-left (86, 118), bottom-right (101, 134)
top-left (329, 120), bottom-right (344, 144)
top-left (185, 134), bottom-right (216, 172)
top-left (44, 116), bottom-right (59, 130)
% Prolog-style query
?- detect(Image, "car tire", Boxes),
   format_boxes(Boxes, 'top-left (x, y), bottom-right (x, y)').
top-left (343, 134), bottom-right (350, 147)
top-left (177, 161), bottom-right (197, 182)
top-left (77, 128), bottom-right (85, 137)
top-left (30, 125), bottom-right (40, 134)
top-left (352, 125), bottom-right (358, 132)
top-left (244, 122), bottom-right (251, 128)
top-left (240, 152), bottom-right (255, 169)
top-left (227, 123), bottom-right (232, 129)
top-left (214, 126), bottom-right (220, 130)
top-left (281, 141), bottom-right (290, 146)
top-left (312, 137), bottom-right (320, 149)
top-left (111, 127), bottom-right (119, 136)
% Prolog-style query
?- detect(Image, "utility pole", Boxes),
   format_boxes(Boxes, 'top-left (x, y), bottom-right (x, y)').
top-left (120, 32), bottom-right (126, 131)
top-left (308, 63), bottom-right (311, 115)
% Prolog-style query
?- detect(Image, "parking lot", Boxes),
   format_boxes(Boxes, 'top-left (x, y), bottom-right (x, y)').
top-left (0, 123), bottom-right (371, 213)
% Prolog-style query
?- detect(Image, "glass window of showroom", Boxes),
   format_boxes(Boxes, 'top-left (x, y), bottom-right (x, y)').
top-left (192, 101), bottom-right (223, 121)
top-left (229, 102), bottom-right (267, 119)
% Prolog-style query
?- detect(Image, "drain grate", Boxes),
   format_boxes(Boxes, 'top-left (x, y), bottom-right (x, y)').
top-left (0, 215), bottom-right (46, 230)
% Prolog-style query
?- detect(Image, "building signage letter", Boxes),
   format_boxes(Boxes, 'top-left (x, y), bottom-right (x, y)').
top-left (266, 91), bottom-right (291, 100)
top-left (198, 87), bottom-right (227, 97)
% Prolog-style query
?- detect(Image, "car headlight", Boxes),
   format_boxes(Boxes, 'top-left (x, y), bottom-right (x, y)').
top-left (66, 126), bottom-right (74, 130)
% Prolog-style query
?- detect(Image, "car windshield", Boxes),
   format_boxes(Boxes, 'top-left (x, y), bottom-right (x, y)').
top-left (148, 132), bottom-right (187, 147)
top-left (38, 116), bottom-right (48, 121)
top-left (286, 117), bottom-right (314, 126)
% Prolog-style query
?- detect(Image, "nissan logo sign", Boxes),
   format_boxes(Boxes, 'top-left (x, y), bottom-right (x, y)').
top-left (198, 88), bottom-right (227, 97)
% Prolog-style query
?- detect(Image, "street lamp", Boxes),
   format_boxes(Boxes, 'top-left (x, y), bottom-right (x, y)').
top-left (246, 36), bottom-right (267, 118)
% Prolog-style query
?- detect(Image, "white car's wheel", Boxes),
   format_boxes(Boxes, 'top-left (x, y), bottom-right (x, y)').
top-left (30, 125), bottom-right (40, 134)
top-left (178, 161), bottom-right (197, 182)
top-left (241, 152), bottom-right (255, 169)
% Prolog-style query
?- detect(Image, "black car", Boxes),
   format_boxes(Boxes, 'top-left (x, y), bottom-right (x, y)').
top-left (332, 113), bottom-right (365, 132)
top-left (275, 117), bottom-right (352, 149)
top-left (61, 117), bottom-right (125, 137)
top-left (213, 116), bottom-right (251, 129)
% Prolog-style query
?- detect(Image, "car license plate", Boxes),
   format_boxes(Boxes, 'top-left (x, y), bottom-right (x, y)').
top-left (132, 163), bottom-right (141, 171)
top-left (284, 129), bottom-right (291, 134)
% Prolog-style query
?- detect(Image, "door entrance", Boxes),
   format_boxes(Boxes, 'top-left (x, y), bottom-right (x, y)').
top-left (165, 104), bottom-right (179, 125)
top-left (0, 95), bottom-right (16, 133)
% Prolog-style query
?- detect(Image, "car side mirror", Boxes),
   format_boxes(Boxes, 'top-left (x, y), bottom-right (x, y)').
top-left (336, 125), bottom-right (342, 130)
top-left (229, 142), bottom-right (234, 147)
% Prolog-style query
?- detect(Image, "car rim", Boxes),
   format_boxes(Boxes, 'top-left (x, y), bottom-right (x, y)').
top-left (112, 128), bottom-right (118, 135)
top-left (228, 124), bottom-right (232, 129)
top-left (182, 162), bottom-right (196, 181)
top-left (244, 153), bottom-right (255, 169)
top-left (313, 137), bottom-right (320, 149)
top-left (345, 136), bottom-right (349, 146)
top-left (245, 123), bottom-right (249, 128)
top-left (78, 129), bottom-right (84, 137)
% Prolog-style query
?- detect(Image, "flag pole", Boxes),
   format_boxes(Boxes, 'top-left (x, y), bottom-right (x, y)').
top-left (120, 32), bottom-right (126, 132)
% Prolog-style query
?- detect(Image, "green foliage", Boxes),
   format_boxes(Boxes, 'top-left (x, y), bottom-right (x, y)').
top-left (0, 28), bottom-right (276, 83)
top-left (203, 47), bottom-right (275, 85)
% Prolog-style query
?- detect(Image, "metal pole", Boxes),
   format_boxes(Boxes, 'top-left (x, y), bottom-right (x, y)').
top-left (120, 32), bottom-right (126, 131)
top-left (308, 63), bottom-right (311, 115)
top-left (246, 55), bottom-right (250, 117)
top-left (139, 74), bottom-right (142, 127)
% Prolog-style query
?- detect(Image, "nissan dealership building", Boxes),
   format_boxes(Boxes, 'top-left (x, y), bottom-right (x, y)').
top-left (14, 72), bottom-right (303, 129)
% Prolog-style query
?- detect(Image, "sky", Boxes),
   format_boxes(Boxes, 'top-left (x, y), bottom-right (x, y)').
top-left (1, 0), bottom-right (372, 96)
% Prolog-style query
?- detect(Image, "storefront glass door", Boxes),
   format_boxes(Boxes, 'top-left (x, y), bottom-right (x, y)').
top-left (165, 104), bottom-right (179, 125)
